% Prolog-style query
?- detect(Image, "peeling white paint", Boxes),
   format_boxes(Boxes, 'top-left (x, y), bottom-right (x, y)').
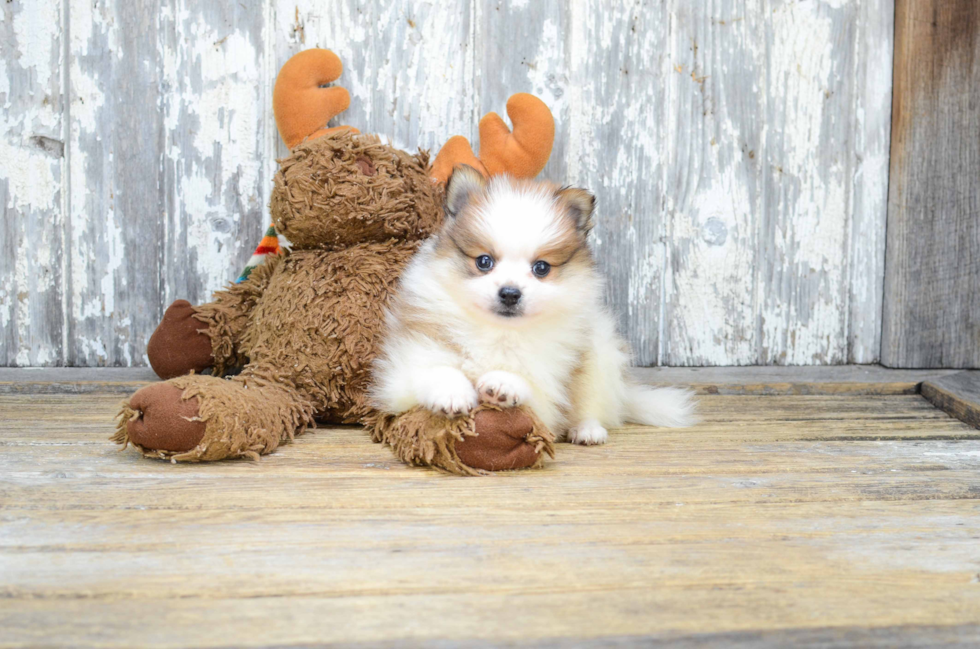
top-left (0, 142), bottom-right (60, 212)
top-left (10, 0), bottom-right (56, 81)
top-left (1, 0), bottom-right (65, 366)
top-left (762, 0), bottom-right (850, 364)
top-left (0, 56), bottom-right (11, 103)
top-left (162, 9), bottom-right (264, 297)
top-left (668, 163), bottom-right (758, 364)
top-left (2, 0), bottom-right (894, 367)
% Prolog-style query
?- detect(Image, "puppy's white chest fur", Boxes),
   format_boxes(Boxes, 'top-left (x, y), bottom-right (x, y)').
top-left (458, 325), bottom-right (578, 379)
top-left (456, 323), bottom-right (586, 426)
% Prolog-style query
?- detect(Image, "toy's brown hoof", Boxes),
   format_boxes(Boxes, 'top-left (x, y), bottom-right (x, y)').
top-left (455, 408), bottom-right (541, 471)
top-left (147, 300), bottom-right (214, 379)
top-left (126, 383), bottom-right (205, 452)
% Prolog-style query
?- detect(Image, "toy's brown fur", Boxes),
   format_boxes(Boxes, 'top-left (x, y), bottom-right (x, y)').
top-left (117, 133), bottom-right (435, 453)
top-left (368, 405), bottom-right (555, 476)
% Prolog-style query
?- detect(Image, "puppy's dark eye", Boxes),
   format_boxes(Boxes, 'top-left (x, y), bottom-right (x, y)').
top-left (532, 260), bottom-right (551, 278)
top-left (475, 255), bottom-right (494, 272)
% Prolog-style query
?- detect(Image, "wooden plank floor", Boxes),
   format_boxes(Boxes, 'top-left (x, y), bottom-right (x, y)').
top-left (2, 376), bottom-right (980, 647)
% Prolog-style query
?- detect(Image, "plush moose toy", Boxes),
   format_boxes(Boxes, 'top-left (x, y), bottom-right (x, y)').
top-left (114, 49), bottom-right (556, 474)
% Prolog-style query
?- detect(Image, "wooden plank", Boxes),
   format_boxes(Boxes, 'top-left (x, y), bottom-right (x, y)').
top-left (662, 0), bottom-right (767, 366)
top-left (158, 3), bottom-right (273, 315)
top-left (0, 0), bottom-right (66, 366)
top-left (759, 0), bottom-right (855, 365)
top-left (67, 0), bottom-right (167, 366)
top-left (2, 394), bottom-right (977, 509)
top-left (3, 2), bottom-right (899, 369)
top-left (0, 367), bottom-right (156, 394)
top-left (847, 0), bottom-right (894, 363)
top-left (3, 499), bottom-right (978, 552)
top-left (663, 0), bottom-right (892, 366)
top-left (882, 0), bottom-right (980, 368)
top-left (922, 371), bottom-right (980, 429)
top-left (561, 0), bottom-right (668, 366)
top-left (271, 1), bottom-right (477, 161)
top-left (632, 365), bottom-right (960, 395)
top-left (0, 366), bottom-right (961, 396)
top-left (476, 0), bottom-right (568, 181)
top-left (5, 431), bottom-right (980, 480)
top-left (0, 393), bottom-right (957, 432)
top-left (66, 1), bottom-right (271, 367)
top-left (1, 390), bottom-right (979, 645)
top-left (3, 498), bottom-right (980, 599)
top-left (2, 593), bottom-right (978, 649)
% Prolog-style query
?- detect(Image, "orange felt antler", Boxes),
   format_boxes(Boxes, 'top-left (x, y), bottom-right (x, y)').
top-left (431, 93), bottom-right (555, 184)
top-left (273, 49), bottom-right (359, 149)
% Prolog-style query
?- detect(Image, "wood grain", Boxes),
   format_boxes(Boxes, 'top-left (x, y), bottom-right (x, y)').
top-left (562, 0), bottom-right (668, 366)
top-left (663, 0), bottom-right (893, 366)
top-left (0, 0), bottom-right (66, 366)
top-left (663, 0), bottom-right (766, 366)
top-left (632, 365), bottom-right (960, 395)
top-left (66, 0), bottom-right (167, 366)
top-left (271, 0), bottom-right (478, 161)
top-left (1, 1), bottom-right (895, 368)
top-left (882, 0), bottom-right (980, 368)
top-left (1, 387), bottom-right (979, 646)
top-left (848, 0), bottom-right (894, 364)
top-left (922, 371), bottom-right (980, 429)
top-left (158, 2), bottom-right (272, 328)
top-left (65, 1), bottom-right (271, 367)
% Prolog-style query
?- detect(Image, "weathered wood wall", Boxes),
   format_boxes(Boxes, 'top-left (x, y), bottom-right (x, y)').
top-left (1, 0), bottom-right (894, 367)
top-left (882, 0), bottom-right (980, 369)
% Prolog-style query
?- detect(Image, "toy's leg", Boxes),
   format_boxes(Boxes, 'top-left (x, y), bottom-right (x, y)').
top-left (115, 372), bottom-right (315, 462)
top-left (146, 301), bottom-right (214, 379)
top-left (146, 255), bottom-right (281, 380)
top-left (369, 405), bottom-right (555, 475)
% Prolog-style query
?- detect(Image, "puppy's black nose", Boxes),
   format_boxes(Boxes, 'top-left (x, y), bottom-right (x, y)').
top-left (498, 286), bottom-right (522, 306)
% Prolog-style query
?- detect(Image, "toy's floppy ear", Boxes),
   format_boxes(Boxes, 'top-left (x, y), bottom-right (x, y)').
top-left (556, 186), bottom-right (596, 233)
top-left (273, 49), bottom-right (359, 149)
top-left (431, 93), bottom-right (555, 184)
top-left (444, 165), bottom-right (487, 217)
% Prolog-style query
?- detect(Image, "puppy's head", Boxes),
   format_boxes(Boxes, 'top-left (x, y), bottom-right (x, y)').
top-left (433, 165), bottom-right (596, 323)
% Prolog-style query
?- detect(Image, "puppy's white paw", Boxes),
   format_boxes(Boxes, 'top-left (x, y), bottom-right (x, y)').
top-left (476, 371), bottom-right (532, 408)
top-left (567, 419), bottom-right (608, 446)
top-left (420, 370), bottom-right (478, 417)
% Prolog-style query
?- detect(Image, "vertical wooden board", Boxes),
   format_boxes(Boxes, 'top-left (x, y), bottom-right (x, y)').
top-left (847, 0), bottom-right (893, 363)
top-left (564, 0), bottom-right (670, 366)
top-left (882, 0), bottom-right (980, 368)
top-left (662, 0), bottom-right (767, 366)
top-left (158, 2), bottom-right (270, 306)
top-left (0, 0), bottom-right (899, 368)
top-left (474, 0), bottom-right (568, 181)
top-left (271, 1), bottom-right (476, 162)
top-left (0, 0), bottom-right (65, 366)
top-left (664, 0), bottom-right (890, 366)
top-left (67, 0), bottom-right (166, 366)
top-left (758, 0), bottom-right (857, 365)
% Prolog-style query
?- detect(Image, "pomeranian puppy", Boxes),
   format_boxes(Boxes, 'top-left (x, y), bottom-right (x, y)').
top-left (371, 165), bottom-right (696, 444)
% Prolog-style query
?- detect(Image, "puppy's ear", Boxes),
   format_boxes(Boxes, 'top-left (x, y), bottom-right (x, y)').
top-left (445, 164), bottom-right (487, 217)
top-left (556, 187), bottom-right (596, 233)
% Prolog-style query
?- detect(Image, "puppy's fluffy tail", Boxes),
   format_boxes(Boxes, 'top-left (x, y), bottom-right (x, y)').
top-left (625, 385), bottom-right (698, 428)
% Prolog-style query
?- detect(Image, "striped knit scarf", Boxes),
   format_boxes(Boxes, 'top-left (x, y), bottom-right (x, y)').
top-left (236, 223), bottom-right (284, 283)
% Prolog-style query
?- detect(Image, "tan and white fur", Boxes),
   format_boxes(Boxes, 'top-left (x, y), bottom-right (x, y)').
top-left (371, 166), bottom-right (696, 445)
